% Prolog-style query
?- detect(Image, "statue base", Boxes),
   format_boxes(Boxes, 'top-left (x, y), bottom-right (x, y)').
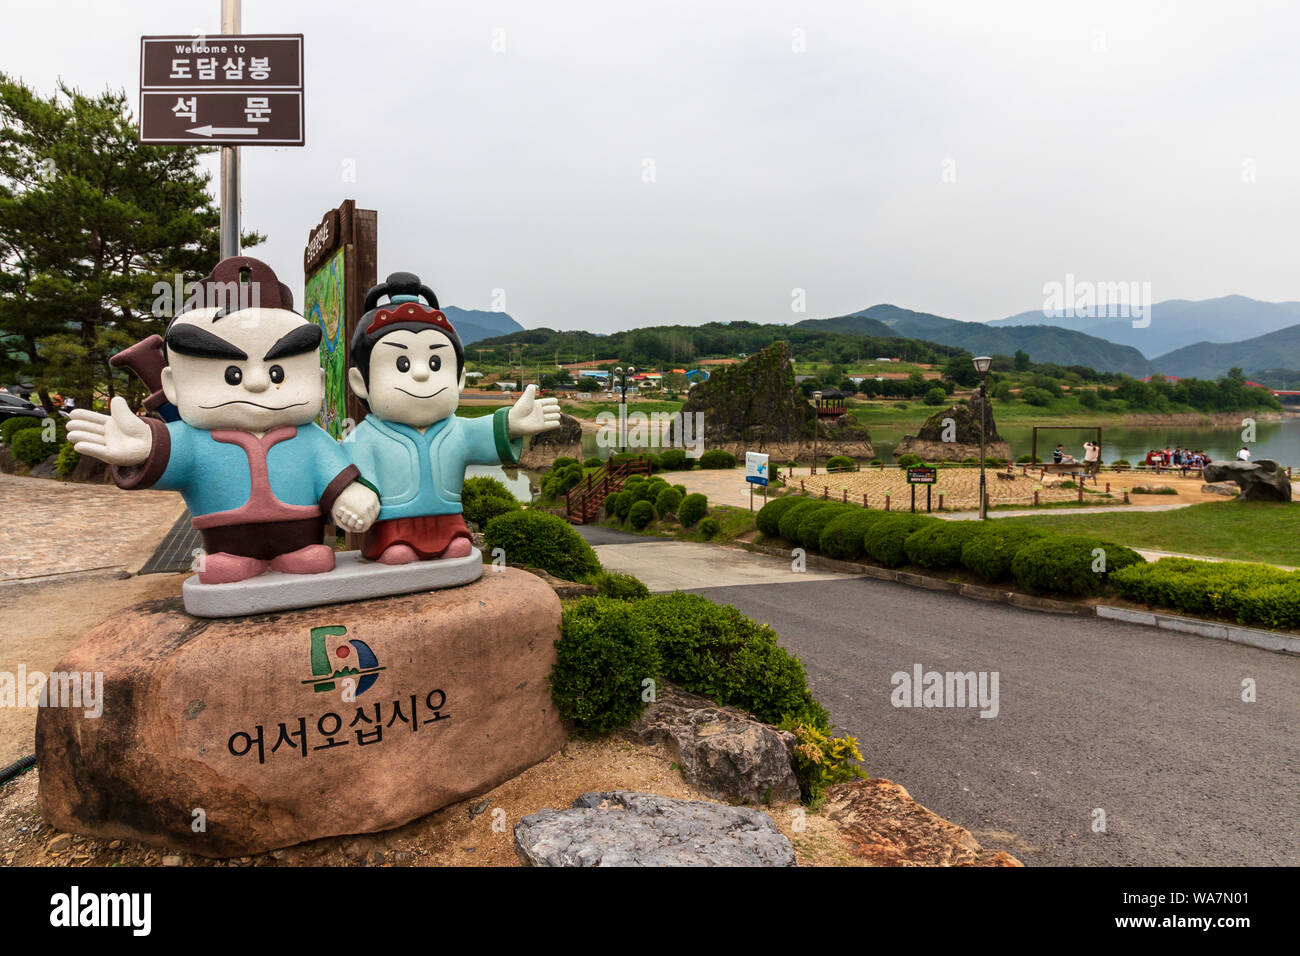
top-left (36, 568), bottom-right (566, 858)
top-left (182, 548), bottom-right (484, 618)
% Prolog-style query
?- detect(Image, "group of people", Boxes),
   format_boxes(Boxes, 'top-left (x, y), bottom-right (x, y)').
top-left (1142, 447), bottom-right (1211, 473)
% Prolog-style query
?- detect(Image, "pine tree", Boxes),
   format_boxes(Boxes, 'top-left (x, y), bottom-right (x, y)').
top-left (0, 74), bottom-right (264, 412)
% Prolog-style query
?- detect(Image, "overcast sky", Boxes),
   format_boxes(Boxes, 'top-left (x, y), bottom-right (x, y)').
top-left (6, 0), bottom-right (1300, 333)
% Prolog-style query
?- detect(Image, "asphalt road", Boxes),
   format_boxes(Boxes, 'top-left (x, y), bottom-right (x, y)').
top-left (687, 576), bottom-right (1300, 866)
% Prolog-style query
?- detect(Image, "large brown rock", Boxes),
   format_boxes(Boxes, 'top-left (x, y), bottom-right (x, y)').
top-left (823, 778), bottom-right (1022, 866)
top-left (36, 568), bottom-right (565, 857)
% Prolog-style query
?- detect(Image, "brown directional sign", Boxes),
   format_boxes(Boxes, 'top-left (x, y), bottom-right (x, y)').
top-left (138, 35), bottom-right (304, 146)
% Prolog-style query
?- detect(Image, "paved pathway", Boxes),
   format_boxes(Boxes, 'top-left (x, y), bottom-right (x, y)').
top-left (0, 474), bottom-right (184, 582)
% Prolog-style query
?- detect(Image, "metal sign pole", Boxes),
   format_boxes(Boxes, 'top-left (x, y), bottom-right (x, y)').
top-left (219, 0), bottom-right (242, 258)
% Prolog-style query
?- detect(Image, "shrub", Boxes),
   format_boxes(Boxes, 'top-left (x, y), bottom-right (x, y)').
top-left (923, 387), bottom-right (946, 405)
top-left (11, 428), bottom-right (55, 467)
top-left (756, 495), bottom-right (805, 537)
top-left (825, 455), bottom-right (854, 471)
top-left (583, 456), bottom-right (603, 468)
top-left (779, 718), bottom-right (868, 806)
top-left (960, 524), bottom-right (1049, 581)
top-left (903, 521), bottom-right (987, 570)
top-left (634, 592), bottom-right (827, 728)
top-left (551, 598), bottom-right (660, 733)
top-left (54, 441), bottom-right (80, 478)
top-left (863, 513), bottom-right (940, 568)
top-left (0, 415), bottom-right (44, 445)
top-left (460, 475), bottom-right (521, 528)
top-left (542, 462), bottom-right (585, 498)
top-left (1020, 386), bottom-right (1053, 406)
top-left (628, 481), bottom-right (658, 504)
top-left (657, 448), bottom-right (689, 470)
top-left (672, 484), bottom-right (687, 497)
top-left (698, 449), bottom-right (736, 469)
top-left (1016, 454), bottom-right (1040, 464)
top-left (654, 486), bottom-right (683, 518)
top-left (628, 499), bottom-right (655, 529)
top-left (612, 490), bottom-right (634, 520)
top-left (1110, 558), bottom-right (1300, 628)
top-left (593, 571), bottom-right (650, 601)
top-left (1131, 485), bottom-right (1178, 495)
top-left (678, 492), bottom-right (708, 527)
top-left (797, 502), bottom-right (852, 552)
top-left (896, 453), bottom-right (923, 468)
top-left (483, 510), bottom-right (602, 581)
top-left (818, 509), bottom-right (889, 560)
top-left (777, 498), bottom-right (823, 543)
top-left (1010, 535), bottom-right (1144, 596)
top-left (604, 491), bottom-right (625, 519)
top-left (698, 517), bottom-right (719, 539)
top-left (551, 456), bottom-right (580, 470)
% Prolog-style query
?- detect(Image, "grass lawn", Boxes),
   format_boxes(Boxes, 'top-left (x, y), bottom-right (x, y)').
top-left (998, 500), bottom-right (1300, 565)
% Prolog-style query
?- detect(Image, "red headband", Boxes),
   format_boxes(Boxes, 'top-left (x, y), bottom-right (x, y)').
top-left (365, 302), bottom-right (457, 338)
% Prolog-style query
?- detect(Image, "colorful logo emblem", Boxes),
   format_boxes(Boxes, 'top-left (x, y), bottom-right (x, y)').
top-left (302, 625), bottom-right (385, 695)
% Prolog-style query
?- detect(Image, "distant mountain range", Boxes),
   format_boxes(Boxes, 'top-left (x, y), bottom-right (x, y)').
top-left (1152, 323), bottom-right (1300, 380)
top-left (991, 295), bottom-right (1300, 358)
top-left (442, 307), bottom-right (523, 346)
top-left (796, 305), bottom-right (1155, 377)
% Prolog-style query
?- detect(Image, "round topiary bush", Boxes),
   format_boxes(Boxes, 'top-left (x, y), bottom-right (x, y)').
top-left (657, 449), bottom-right (688, 470)
top-left (654, 486), bottom-right (683, 519)
top-left (896, 453), bottom-right (923, 468)
top-left (677, 492), bottom-right (708, 527)
top-left (777, 498), bottom-right (823, 543)
top-left (698, 449), bottom-right (736, 469)
top-left (1, 414), bottom-right (44, 445)
top-left (483, 510), bottom-right (602, 581)
top-left (583, 456), bottom-right (603, 468)
top-left (628, 481), bottom-right (658, 504)
top-left (960, 524), bottom-right (1049, 581)
top-left (672, 484), bottom-right (687, 497)
top-left (604, 490), bottom-right (625, 519)
top-left (613, 489), bottom-right (634, 520)
top-left (818, 509), bottom-right (890, 560)
top-left (11, 428), bottom-right (55, 467)
top-left (825, 455), bottom-right (854, 471)
top-left (543, 462), bottom-right (585, 498)
top-left (628, 499), bottom-right (655, 529)
top-left (552, 598), bottom-right (660, 733)
top-left (1010, 535), bottom-right (1145, 596)
top-left (593, 571), bottom-right (650, 601)
top-left (698, 516), bottom-right (719, 539)
top-left (797, 502), bottom-right (852, 552)
top-left (863, 513), bottom-right (940, 568)
top-left (902, 521), bottom-right (987, 570)
top-left (756, 495), bottom-right (804, 537)
top-left (460, 475), bottom-right (521, 529)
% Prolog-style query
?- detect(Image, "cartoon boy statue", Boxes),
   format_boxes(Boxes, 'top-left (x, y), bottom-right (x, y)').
top-left (67, 257), bottom-right (381, 584)
top-left (345, 272), bottom-right (561, 564)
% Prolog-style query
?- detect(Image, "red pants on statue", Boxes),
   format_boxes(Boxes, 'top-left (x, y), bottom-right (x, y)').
top-left (361, 513), bottom-right (473, 561)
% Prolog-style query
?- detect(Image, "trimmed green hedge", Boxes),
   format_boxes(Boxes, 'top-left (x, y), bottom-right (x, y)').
top-left (1110, 558), bottom-right (1300, 629)
top-left (698, 449), bottom-right (736, 469)
top-left (863, 514), bottom-right (941, 568)
top-left (483, 510), bottom-right (602, 581)
top-left (818, 509), bottom-right (890, 560)
top-left (628, 499), bottom-right (655, 529)
top-left (460, 475), bottom-right (521, 529)
top-left (1010, 535), bottom-right (1144, 596)
top-left (11, 428), bottom-right (56, 466)
top-left (777, 498), bottom-right (824, 543)
top-left (1, 414), bottom-right (45, 445)
top-left (593, 571), bottom-right (651, 601)
top-left (903, 521), bottom-right (987, 570)
top-left (552, 598), bottom-right (660, 733)
top-left (796, 502), bottom-right (853, 552)
top-left (654, 486), bottom-right (683, 518)
top-left (756, 495), bottom-right (804, 537)
top-left (960, 524), bottom-right (1050, 581)
top-left (657, 448), bottom-right (690, 470)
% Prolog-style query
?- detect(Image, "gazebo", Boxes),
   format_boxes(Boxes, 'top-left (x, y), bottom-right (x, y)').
top-left (814, 388), bottom-right (848, 418)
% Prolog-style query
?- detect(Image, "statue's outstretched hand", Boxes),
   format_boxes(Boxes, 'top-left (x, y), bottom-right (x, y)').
top-left (332, 481), bottom-right (380, 533)
top-left (507, 384), bottom-right (563, 437)
top-left (67, 396), bottom-right (152, 467)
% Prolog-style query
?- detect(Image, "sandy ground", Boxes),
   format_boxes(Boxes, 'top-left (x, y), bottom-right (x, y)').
top-left (0, 733), bottom-right (859, 867)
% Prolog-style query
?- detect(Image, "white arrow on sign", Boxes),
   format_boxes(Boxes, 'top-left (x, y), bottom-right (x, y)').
top-left (187, 125), bottom-right (259, 137)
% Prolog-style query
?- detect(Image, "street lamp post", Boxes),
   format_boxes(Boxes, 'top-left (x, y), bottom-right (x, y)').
top-left (613, 365), bottom-right (636, 453)
top-left (973, 356), bottom-right (992, 520)
top-left (811, 390), bottom-right (822, 475)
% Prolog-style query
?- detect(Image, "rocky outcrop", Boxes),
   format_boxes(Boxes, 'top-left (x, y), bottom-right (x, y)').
top-left (518, 412), bottom-right (583, 469)
top-left (823, 779), bottom-right (1022, 866)
top-left (1201, 459), bottom-right (1293, 502)
top-left (894, 395), bottom-right (1009, 461)
top-left (628, 684), bottom-right (800, 805)
top-left (513, 791), bottom-right (797, 866)
top-left (669, 342), bottom-right (873, 458)
top-left (37, 569), bottom-right (567, 858)
top-left (1201, 481), bottom-right (1240, 497)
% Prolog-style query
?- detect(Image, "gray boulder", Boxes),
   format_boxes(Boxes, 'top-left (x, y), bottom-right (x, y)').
top-left (1201, 459), bottom-right (1292, 502)
top-left (628, 684), bottom-right (801, 805)
top-left (1201, 481), bottom-right (1240, 497)
top-left (513, 791), bottom-right (796, 867)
